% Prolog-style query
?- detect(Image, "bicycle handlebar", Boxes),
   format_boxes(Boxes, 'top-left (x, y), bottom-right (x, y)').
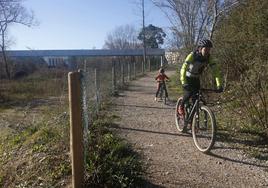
top-left (156, 80), bottom-right (169, 83)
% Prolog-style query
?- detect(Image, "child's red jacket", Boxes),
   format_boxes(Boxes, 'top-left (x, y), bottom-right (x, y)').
top-left (155, 73), bottom-right (169, 82)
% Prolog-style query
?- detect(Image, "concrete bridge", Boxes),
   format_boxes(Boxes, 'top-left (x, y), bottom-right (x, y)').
top-left (6, 49), bottom-right (165, 57)
top-left (6, 48), bottom-right (165, 68)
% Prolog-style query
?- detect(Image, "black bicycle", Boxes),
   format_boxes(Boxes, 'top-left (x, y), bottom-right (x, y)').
top-left (175, 89), bottom-right (218, 153)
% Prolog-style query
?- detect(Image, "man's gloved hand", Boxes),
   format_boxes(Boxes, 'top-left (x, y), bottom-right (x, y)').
top-left (182, 83), bottom-right (189, 90)
top-left (216, 86), bottom-right (224, 93)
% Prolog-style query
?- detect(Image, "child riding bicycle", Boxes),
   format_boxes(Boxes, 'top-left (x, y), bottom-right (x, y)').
top-left (178, 39), bottom-right (223, 116)
top-left (155, 68), bottom-right (170, 101)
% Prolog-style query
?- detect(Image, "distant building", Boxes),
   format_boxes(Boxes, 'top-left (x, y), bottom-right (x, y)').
top-left (43, 56), bottom-right (69, 68)
top-left (165, 50), bottom-right (181, 64)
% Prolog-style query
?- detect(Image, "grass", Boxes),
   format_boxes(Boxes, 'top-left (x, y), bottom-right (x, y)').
top-left (85, 116), bottom-right (144, 187)
top-left (0, 106), bottom-right (71, 187)
top-left (0, 69), bottom-right (68, 106)
top-left (0, 68), bottom-right (146, 187)
top-left (0, 110), bottom-right (144, 187)
top-left (0, 70), bottom-right (75, 187)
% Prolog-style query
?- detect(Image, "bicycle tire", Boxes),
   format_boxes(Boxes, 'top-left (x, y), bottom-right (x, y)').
top-left (159, 85), bottom-right (163, 99)
top-left (175, 98), bottom-right (185, 132)
top-left (163, 89), bottom-right (166, 104)
top-left (192, 105), bottom-right (216, 153)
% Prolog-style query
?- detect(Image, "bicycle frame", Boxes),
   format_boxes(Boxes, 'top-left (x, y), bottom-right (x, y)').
top-left (175, 88), bottom-right (219, 153)
top-left (184, 94), bottom-right (199, 127)
top-left (159, 82), bottom-right (165, 97)
top-left (184, 89), bottom-right (208, 127)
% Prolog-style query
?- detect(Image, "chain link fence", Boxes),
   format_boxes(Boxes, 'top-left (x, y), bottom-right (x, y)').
top-left (68, 55), bottom-right (162, 187)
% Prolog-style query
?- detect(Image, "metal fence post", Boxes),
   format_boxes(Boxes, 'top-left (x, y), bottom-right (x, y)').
top-left (94, 68), bottom-right (100, 114)
top-left (68, 71), bottom-right (84, 188)
top-left (83, 59), bottom-right (87, 71)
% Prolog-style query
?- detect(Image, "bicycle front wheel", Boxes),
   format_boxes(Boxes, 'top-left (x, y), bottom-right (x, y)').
top-left (164, 92), bottom-right (167, 104)
top-left (192, 105), bottom-right (216, 153)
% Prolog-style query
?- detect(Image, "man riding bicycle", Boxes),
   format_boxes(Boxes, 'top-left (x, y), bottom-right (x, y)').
top-left (178, 39), bottom-right (223, 116)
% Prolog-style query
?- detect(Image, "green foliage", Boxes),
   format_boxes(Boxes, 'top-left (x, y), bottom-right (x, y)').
top-left (85, 117), bottom-right (144, 187)
top-left (214, 0), bottom-right (268, 136)
top-left (138, 24), bottom-right (166, 48)
top-left (166, 73), bottom-right (183, 100)
top-left (4, 126), bottom-right (38, 148)
top-left (49, 162), bottom-right (71, 181)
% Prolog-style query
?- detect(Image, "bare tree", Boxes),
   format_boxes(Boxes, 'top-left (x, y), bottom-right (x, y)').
top-left (151, 0), bottom-right (239, 50)
top-left (209, 0), bottom-right (240, 39)
top-left (103, 24), bottom-right (142, 50)
top-left (0, 0), bottom-right (35, 79)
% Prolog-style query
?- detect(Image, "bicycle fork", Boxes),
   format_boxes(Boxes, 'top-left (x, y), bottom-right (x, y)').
top-left (194, 103), bottom-right (208, 130)
top-left (195, 100), bottom-right (200, 130)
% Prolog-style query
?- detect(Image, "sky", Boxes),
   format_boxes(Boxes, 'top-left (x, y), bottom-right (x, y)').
top-left (9, 0), bottom-right (171, 50)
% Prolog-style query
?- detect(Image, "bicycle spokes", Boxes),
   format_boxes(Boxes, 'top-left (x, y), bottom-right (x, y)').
top-left (192, 106), bottom-right (216, 153)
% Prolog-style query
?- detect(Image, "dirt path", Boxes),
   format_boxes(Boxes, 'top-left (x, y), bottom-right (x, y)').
top-left (112, 71), bottom-right (268, 188)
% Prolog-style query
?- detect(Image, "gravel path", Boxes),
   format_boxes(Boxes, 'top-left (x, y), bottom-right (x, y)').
top-left (112, 71), bottom-right (268, 188)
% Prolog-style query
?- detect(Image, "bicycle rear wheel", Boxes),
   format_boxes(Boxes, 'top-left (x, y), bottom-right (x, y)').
top-left (192, 105), bottom-right (216, 153)
top-left (175, 98), bottom-right (185, 132)
top-left (159, 85), bottom-right (163, 100)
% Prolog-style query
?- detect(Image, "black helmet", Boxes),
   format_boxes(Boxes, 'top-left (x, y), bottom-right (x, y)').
top-left (159, 68), bottom-right (165, 73)
top-left (198, 39), bottom-right (213, 48)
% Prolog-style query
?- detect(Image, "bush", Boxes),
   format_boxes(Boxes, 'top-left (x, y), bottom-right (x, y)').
top-left (214, 0), bottom-right (268, 136)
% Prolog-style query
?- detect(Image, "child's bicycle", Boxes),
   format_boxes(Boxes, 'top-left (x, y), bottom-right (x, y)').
top-left (157, 81), bottom-right (168, 104)
top-left (175, 88), bottom-right (219, 153)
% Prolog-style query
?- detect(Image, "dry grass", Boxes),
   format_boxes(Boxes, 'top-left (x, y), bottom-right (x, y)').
top-left (0, 67), bottom-right (145, 187)
top-left (0, 69), bottom-right (71, 187)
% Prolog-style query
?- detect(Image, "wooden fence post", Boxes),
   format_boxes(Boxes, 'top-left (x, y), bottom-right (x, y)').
top-left (68, 72), bottom-right (84, 188)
